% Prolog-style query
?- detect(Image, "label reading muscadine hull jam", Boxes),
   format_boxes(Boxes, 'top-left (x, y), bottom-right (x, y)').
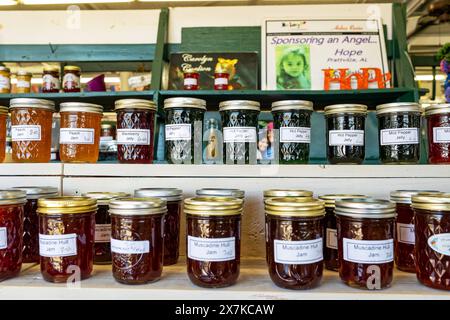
top-left (95, 224), bottom-right (111, 243)
top-left (428, 233), bottom-right (450, 256)
top-left (280, 127), bottom-right (311, 143)
top-left (343, 238), bottom-right (394, 264)
top-left (223, 127), bottom-right (257, 143)
top-left (39, 233), bottom-right (77, 257)
top-left (187, 236), bottom-right (235, 262)
top-left (274, 238), bottom-right (323, 264)
top-left (165, 124), bottom-right (192, 141)
top-left (60, 128), bottom-right (94, 144)
top-left (380, 128), bottom-right (419, 145)
top-left (11, 125), bottom-right (41, 141)
top-left (396, 223), bottom-right (415, 245)
top-left (111, 238), bottom-right (150, 254)
top-left (117, 129), bottom-right (150, 145)
top-left (0, 227), bottom-right (7, 249)
top-left (433, 127), bottom-right (450, 143)
top-left (326, 228), bottom-right (338, 249)
top-left (328, 130), bottom-right (364, 146)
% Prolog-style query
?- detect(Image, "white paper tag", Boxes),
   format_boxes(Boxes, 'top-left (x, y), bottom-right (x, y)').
top-left (95, 224), bottom-right (111, 243)
top-left (343, 238), bottom-right (394, 264)
top-left (380, 128), bottom-right (419, 145)
top-left (187, 236), bottom-right (235, 262)
top-left (0, 75), bottom-right (10, 89)
top-left (326, 228), bottom-right (338, 249)
top-left (60, 128), bottom-right (94, 144)
top-left (433, 127), bottom-right (450, 143)
top-left (39, 233), bottom-right (77, 257)
top-left (117, 129), bottom-right (150, 145)
top-left (329, 130), bottom-right (364, 146)
top-left (280, 127), bottom-right (311, 143)
top-left (111, 238), bottom-right (150, 254)
top-left (11, 125), bottom-right (41, 141)
top-left (396, 223), bottom-right (415, 245)
top-left (274, 238), bottom-right (323, 264)
top-left (184, 78), bottom-right (198, 86)
top-left (165, 124), bottom-right (192, 141)
top-left (214, 77), bottom-right (228, 86)
top-left (428, 233), bottom-right (450, 256)
top-left (0, 227), bottom-right (7, 250)
top-left (17, 80), bottom-right (30, 88)
top-left (223, 127), bottom-right (257, 143)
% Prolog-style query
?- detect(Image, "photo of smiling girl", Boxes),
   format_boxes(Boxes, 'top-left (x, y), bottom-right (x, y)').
top-left (276, 45), bottom-right (311, 89)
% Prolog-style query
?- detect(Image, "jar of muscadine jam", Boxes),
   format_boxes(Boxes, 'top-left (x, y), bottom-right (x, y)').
top-left (63, 66), bottom-right (81, 92)
top-left (9, 98), bottom-right (55, 163)
top-left (37, 196), bottom-right (96, 283)
top-left (412, 193), bottom-right (450, 290)
top-left (0, 66), bottom-right (11, 93)
top-left (318, 194), bottom-right (367, 272)
top-left (110, 198), bottom-right (167, 284)
top-left (164, 97), bottom-right (206, 164)
top-left (83, 192), bottom-right (130, 265)
top-left (376, 102), bottom-right (421, 164)
top-left (335, 199), bottom-right (396, 289)
top-left (115, 99), bottom-right (156, 164)
top-left (59, 102), bottom-right (103, 163)
top-left (185, 196), bottom-right (243, 288)
top-left (265, 197), bottom-right (325, 289)
top-left (0, 106), bottom-right (7, 163)
top-left (196, 188), bottom-right (245, 200)
top-left (0, 190), bottom-right (26, 282)
top-left (134, 188), bottom-right (183, 266)
top-left (16, 70), bottom-right (32, 94)
top-left (324, 104), bottom-right (368, 164)
top-left (220, 100), bottom-right (260, 165)
top-left (42, 66), bottom-right (60, 93)
top-left (425, 104), bottom-right (450, 164)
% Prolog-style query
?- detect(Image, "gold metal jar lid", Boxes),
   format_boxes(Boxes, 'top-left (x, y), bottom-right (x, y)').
top-left (0, 66), bottom-right (10, 73)
top-left (64, 65), bottom-right (81, 72)
top-left (163, 97), bottom-right (206, 110)
top-left (335, 198), bottom-right (396, 219)
top-left (134, 188), bottom-right (183, 202)
top-left (83, 192), bottom-right (130, 205)
top-left (10, 98), bottom-right (56, 111)
top-left (390, 190), bottom-right (441, 204)
top-left (265, 197), bottom-right (325, 217)
top-left (264, 189), bottom-right (313, 199)
top-left (0, 190), bottom-right (27, 206)
top-left (60, 102), bottom-right (103, 114)
top-left (109, 197), bottom-right (167, 216)
top-left (424, 104), bottom-right (450, 117)
top-left (219, 100), bottom-right (260, 112)
top-left (376, 102), bottom-right (421, 115)
top-left (114, 99), bottom-right (157, 111)
top-left (271, 100), bottom-right (313, 112)
top-left (43, 65), bottom-right (60, 72)
top-left (411, 193), bottom-right (450, 212)
top-left (0, 106), bottom-right (8, 115)
top-left (184, 196), bottom-right (243, 216)
top-left (324, 104), bottom-right (368, 116)
top-left (319, 194), bottom-right (368, 208)
top-left (101, 123), bottom-right (114, 129)
top-left (12, 186), bottom-right (59, 200)
top-left (37, 196), bottom-right (97, 215)
top-left (196, 188), bottom-right (245, 199)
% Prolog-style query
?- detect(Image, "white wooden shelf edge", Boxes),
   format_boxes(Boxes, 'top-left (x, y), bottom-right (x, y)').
top-left (0, 163), bottom-right (63, 176)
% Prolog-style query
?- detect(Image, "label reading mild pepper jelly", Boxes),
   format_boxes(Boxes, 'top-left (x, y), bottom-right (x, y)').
top-left (0, 227), bottom-right (7, 249)
top-left (343, 238), bottom-right (394, 264)
top-left (380, 128), bottom-right (419, 145)
top-left (280, 127), bottom-right (311, 143)
top-left (187, 236), bottom-right (235, 262)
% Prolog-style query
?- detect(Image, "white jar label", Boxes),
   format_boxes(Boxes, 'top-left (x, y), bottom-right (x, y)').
top-left (223, 127), bottom-right (257, 143)
top-left (165, 124), bottom-right (192, 141)
top-left (0, 75), bottom-right (10, 89)
top-left (39, 233), bottom-right (77, 257)
top-left (100, 136), bottom-right (113, 142)
top-left (187, 236), bottom-right (235, 262)
top-left (111, 238), bottom-right (150, 254)
top-left (329, 130), bottom-right (364, 146)
top-left (95, 224), bottom-right (111, 243)
top-left (184, 78), bottom-right (198, 86)
top-left (17, 80), bottom-right (31, 88)
top-left (428, 233), bottom-right (450, 256)
top-left (117, 129), bottom-right (150, 145)
top-left (43, 74), bottom-right (60, 90)
top-left (280, 127), bottom-right (311, 143)
top-left (60, 128), bottom-right (94, 144)
top-left (433, 127), bottom-right (450, 143)
top-left (274, 238), bottom-right (323, 265)
top-left (326, 228), bottom-right (338, 249)
top-left (380, 128), bottom-right (419, 145)
top-left (0, 227), bottom-right (7, 250)
top-left (11, 125), bottom-right (41, 141)
top-left (343, 238), bottom-right (394, 264)
top-left (63, 73), bottom-right (80, 89)
top-left (396, 223), bottom-right (415, 245)
top-left (214, 77), bottom-right (228, 86)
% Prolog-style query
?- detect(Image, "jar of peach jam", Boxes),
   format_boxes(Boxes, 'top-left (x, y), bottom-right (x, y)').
top-left (16, 70), bottom-right (32, 94)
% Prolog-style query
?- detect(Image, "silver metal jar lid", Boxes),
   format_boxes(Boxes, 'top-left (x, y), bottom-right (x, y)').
top-left (163, 97), bottom-right (206, 110)
top-left (324, 104), bottom-right (368, 116)
top-left (271, 100), bottom-right (313, 112)
top-left (109, 197), bottom-right (167, 216)
top-left (264, 189), bottom-right (313, 198)
top-left (196, 188), bottom-right (245, 199)
top-left (134, 188), bottom-right (183, 201)
top-left (60, 102), bottom-right (103, 114)
top-left (12, 186), bottom-right (59, 200)
top-left (83, 192), bottom-right (130, 205)
top-left (0, 190), bottom-right (27, 205)
top-left (114, 99), bottom-right (157, 111)
top-left (10, 98), bottom-right (56, 111)
top-left (424, 104), bottom-right (450, 117)
top-left (390, 190), bottom-right (441, 204)
top-left (319, 194), bottom-right (368, 208)
top-left (219, 100), bottom-right (261, 112)
top-left (335, 198), bottom-right (396, 219)
top-left (376, 102), bottom-right (421, 115)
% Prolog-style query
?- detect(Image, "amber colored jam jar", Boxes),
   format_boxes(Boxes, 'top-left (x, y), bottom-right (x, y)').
top-left (324, 104), bottom-right (368, 164)
top-left (42, 66), bottom-right (60, 93)
top-left (0, 106), bottom-right (7, 163)
top-left (0, 66), bottom-right (11, 93)
top-left (83, 192), bottom-right (130, 265)
top-left (318, 194), bottom-right (367, 272)
top-left (11, 187), bottom-right (58, 264)
top-left (412, 194), bottom-right (450, 290)
top-left (0, 190), bottom-right (26, 282)
top-left (37, 197), bottom-right (96, 283)
top-left (425, 104), bottom-right (450, 164)
top-left (110, 198), bottom-right (167, 284)
top-left (214, 72), bottom-right (229, 91)
top-left (196, 188), bottom-right (245, 199)
top-left (185, 196), bottom-right (243, 288)
top-left (9, 98), bottom-right (56, 163)
top-left (63, 66), bottom-right (81, 93)
top-left (265, 197), bottom-right (325, 289)
top-left (16, 70), bottom-right (32, 94)
top-left (59, 102), bottom-right (103, 163)
top-left (183, 71), bottom-right (199, 90)
top-left (134, 188), bottom-right (183, 266)
top-left (115, 99), bottom-right (156, 164)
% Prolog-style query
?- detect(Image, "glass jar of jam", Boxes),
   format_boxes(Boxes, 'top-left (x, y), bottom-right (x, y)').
top-left (9, 98), bottom-right (56, 163)
top-left (134, 188), bottom-right (183, 266)
top-left (412, 193), bottom-right (450, 290)
top-left (0, 106), bottom-right (7, 163)
top-left (0, 190), bottom-right (26, 282)
top-left (220, 100), bottom-right (260, 165)
top-left (271, 100), bottom-right (313, 164)
top-left (63, 66), bottom-right (81, 93)
top-left (59, 102), bottom-right (103, 163)
top-left (214, 72), bottom-right (229, 91)
top-left (196, 188), bottom-right (245, 200)
top-left (324, 104), bottom-right (367, 164)
top-left (15, 70), bottom-right (32, 94)
top-left (109, 198), bottom-right (166, 284)
top-left (164, 97), bottom-right (206, 164)
top-left (37, 196), bottom-right (96, 283)
top-left (185, 196), bottom-right (243, 288)
top-left (376, 102), bottom-right (421, 164)
top-left (83, 192), bottom-right (130, 265)
top-left (115, 99), bottom-right (156, 164)
top-left (100, 123), bottom-right (115, 140)
top-left (318, 194), bottom-right (367, 272)
top-left (425, 104), bottom-right (450, 164)
top-left (11, 187), bottom-right (59, 264)
top-left (335, 199), bottom-right (396, 290)
top-left (0, 66), bottom-right (11, 93)
top-left (183, 70), bottom-right (199, 90)
top-left (42, 66), bottom-right (60, 93)
top-left (265, 197), bottom-right (325, 289)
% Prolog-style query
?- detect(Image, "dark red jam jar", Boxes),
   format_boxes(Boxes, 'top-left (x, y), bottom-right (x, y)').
top-left (214, 72), bottom-right (229, 90)
top-left (134, 188), bottom-right (183, 266)
top-left (37, 197), bottom-right (96, 283)
top-left (335, 199), bottom-right (396, 290)
top-left (63, 66), bottom-right (81, 93)
top-left (425, 104), bottom-right (450, 164)
top-left (265, 197), bottom-right (324, 289)
top-left (110, 198), bottom-right (166, 284)
top-left (185, 197), bottom-right (243, 288)
top-left (183, 71), bottom-right (199, 90)
top-left (0, 190), bottom-right (26, 282)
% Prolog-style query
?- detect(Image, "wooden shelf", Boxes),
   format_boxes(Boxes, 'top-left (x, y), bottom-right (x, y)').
top-left (0, 163), bottom-right (63, 176)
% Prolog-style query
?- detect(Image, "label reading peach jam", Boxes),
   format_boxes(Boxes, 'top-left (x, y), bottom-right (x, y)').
top-left (11, 125), bottom-right (41, 141)
top-left (117, 129), bottom-right (150, 145)
top-left (188, 236), bottom-right (235, 262)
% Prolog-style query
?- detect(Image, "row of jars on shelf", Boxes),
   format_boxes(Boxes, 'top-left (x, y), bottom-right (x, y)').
top-left (0, 186), bottom-right (449, 291)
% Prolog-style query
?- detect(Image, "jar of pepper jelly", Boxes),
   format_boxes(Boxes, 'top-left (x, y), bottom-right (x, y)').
top-left (0, 190), bottom-right (26, 282)
top-left (63, 66), bottom-right (81, 92)
top-left (42, 66), bottom-right (60, 93)
top-left (134, 188), bottom-right (183, 266)
top-left (0, 66), bottom-right (11, 93)
top-left (9, 98), bottom-right (56, 163)
top-left (425, 104), bottom-right (450, 164)
top-left (196, 188), bottom-right (245, 199)
top-left (110, 198), bottom-right (167, 284)
top-left (37, 196), bottom-right (96, 283)
top-left (16, 70), bottom-right (32, 94)
top-left (324, 104), bottom-right (368, 164)
top-left (0, 106), bottom-right (7, 163)
top-left (214, 72), bottom-right (229, 90)
top-left (183, 70), bottom-right (199, 90)
top-left (185, 196), bottom-right (243, 288)
top-left (265, 197), bottom-right (325, 289)
top-left (412, 193), bottom-right (450, 290)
